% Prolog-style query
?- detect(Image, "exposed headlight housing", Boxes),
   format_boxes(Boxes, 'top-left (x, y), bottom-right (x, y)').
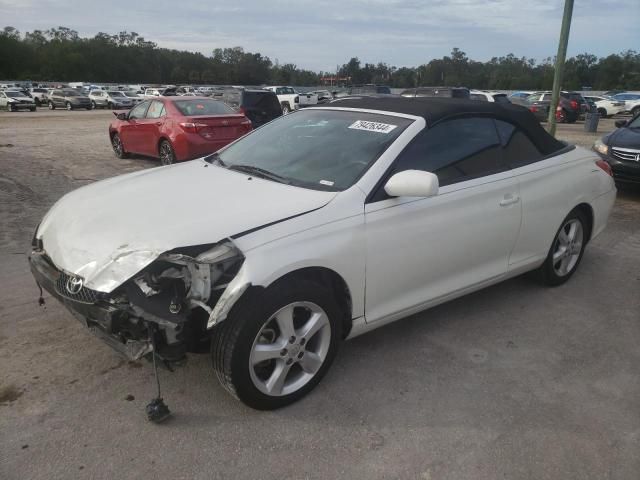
top-left (593, 138), bottom-right (609, 156)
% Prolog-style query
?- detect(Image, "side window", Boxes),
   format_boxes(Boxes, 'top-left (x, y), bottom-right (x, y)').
top-left (470, 93), bottom-right (488, 101)
top-left (391, 117), bottom-right (505, 188)
top-left (146, 100), bottom-right (165, 119)
top-left (129, 101), bottom-right (149, 119)
top-left (494, 120), bottom-right (542, 168)
top-left (275, 87), bottom-right (284, 95)
top-left (542, 93), bottom-right (552, 101)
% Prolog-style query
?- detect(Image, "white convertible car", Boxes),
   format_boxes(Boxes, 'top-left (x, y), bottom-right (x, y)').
top-left (30, 97), bottom-right (616, 410)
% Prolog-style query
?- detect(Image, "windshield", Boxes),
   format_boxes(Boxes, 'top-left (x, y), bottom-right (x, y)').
top-left (174, 99), bottom-right (234, 115)
top-left (209, 109), bottom-right (412, 191)
top-left (62, 90), bottom-right (80, 96)
top-left (7, 91), bottom-right (27, 97)
top-left (109, 91), bottom-right (125, 97)
top-left (628, 115), bottom-right (640, 128)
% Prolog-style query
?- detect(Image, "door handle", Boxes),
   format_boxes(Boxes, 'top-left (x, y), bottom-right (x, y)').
top-left (499, 194), bottom-right (520, 207)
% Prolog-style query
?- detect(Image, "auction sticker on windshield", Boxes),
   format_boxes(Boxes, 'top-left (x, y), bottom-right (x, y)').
top-left (348, 120), bottom-right (397, 134)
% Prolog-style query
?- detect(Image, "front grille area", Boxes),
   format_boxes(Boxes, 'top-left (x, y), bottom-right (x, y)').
top-left (55, 271), bottom-right (100, 304)
top-left (611, 148), bottom-right (640, 162)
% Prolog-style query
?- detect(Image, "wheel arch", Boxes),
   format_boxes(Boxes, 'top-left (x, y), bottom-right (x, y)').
top-left (573, 202), bottom-right (594, 243)
top-left (219, 265), bottom-right (354, 339)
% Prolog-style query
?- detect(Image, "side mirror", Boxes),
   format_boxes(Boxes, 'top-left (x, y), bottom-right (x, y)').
top-left (116, 112), bottom-right (128, 121)
top-left (614, 119), bottom-right (627, 128)
top-left (384, 170), bottom-right (439, 198)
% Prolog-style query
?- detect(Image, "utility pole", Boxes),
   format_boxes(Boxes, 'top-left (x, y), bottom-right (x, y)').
top-left (547, 0), bottom-right (574, 136)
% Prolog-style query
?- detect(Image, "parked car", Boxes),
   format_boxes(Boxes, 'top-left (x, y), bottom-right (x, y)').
top-left (469, 90), bottom-right (511, 103)
top-left (31, 97), bottom-right (615, 411)
top-left (265, 86), bottom-right (318, 114)
top-left (47, 89), bottom-right (91, 110)
top-left (109, 97), bottom-right (252, 165)
top-left (612, 92), bottom-right (640, 114)
top-left (509, 91), bottom-right (535, 100)
top-left (89, 90), bottom-right (134, 109)
top-left (143, 87), bottom-right (165, 99)
top-left (523, 91), bottom-right (587, 123)
top-left (583, 95), bottom-right (625, 118)
top-left (348, 84), bottom-right (392, 95)
top-left (308, 90), bottom-right (334, 104)
top-left (593, 113), bottom-right (640, 184)
top-left (401, 87), bottom-right (470, 99)
top-left (29, 87), bottom-right (49, 106)
top-left (123, 91), bottom-right (145, 105)
top-left (0, 90), bottom-right (36, 111)
top-left (215, 88), bottom-right (282, 128)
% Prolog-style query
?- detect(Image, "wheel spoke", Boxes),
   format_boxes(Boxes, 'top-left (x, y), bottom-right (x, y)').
top-left (252, 343), bottom-right (284, 365)
top-left (299, 351), bottom-right (322, 374)
top-left (566, 222), bottom-right (578, 242)
top-left (553, 246), bottom-right (567, 262)
top-left (558, 228), bottom-right (570, 245)
top-left (299, 311), bottom-right (328, 341)
top-left (265, 359), bottom-right (292, 395)
top-left (274, 305), bottom-right (296, 340)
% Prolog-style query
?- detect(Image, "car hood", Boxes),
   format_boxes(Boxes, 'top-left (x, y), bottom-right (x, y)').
top-left (37, 160), bottom-right (337, 292)
top-left (605, 127), bottom-right (640, 149)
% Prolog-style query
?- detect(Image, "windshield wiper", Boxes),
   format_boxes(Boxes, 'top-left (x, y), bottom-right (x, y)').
top-left (204, 152), bottom-right (225, 166)
top-left (228, 164), bottom-right (291, 184)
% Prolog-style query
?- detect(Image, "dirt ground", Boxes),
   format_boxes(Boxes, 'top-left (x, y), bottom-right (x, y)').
top-left (0, 109), bottom-right (639, 480)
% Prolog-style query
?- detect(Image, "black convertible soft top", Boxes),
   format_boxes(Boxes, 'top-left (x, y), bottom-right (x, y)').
top-left (325, 96), bottom-right (566, 155)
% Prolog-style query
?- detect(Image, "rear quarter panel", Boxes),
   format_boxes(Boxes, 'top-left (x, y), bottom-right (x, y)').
top-left (508, 146), bottom-right (615, 268)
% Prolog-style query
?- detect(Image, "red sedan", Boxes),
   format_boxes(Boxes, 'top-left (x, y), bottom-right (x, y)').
top-left (109, 97), bottom-right (252, 165)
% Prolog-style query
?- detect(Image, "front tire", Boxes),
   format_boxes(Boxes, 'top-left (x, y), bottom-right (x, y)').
top-left (631, 106), bottom-right (640, 117)
top-left (281, 103), bottom-right (290, 115)
top-left (48, 101), bottom-right (55, 110)
top-left (211, 279), bottom-right (342, 410)
top-left (536, 209), bottom-right (588, 286)
top-left (91, 100), bottom-right (96, 110)
top-left (111, 133), bottom-right (128, 159)
top-left (65, 102), bottom-right (72, 111)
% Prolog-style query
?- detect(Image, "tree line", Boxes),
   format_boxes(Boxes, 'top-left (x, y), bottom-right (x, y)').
top-left (1, 26), bottom-right (638, 90)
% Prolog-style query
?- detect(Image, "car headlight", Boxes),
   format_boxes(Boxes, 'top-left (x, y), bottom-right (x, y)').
top-left (593, 138), bottom-right (609, 156)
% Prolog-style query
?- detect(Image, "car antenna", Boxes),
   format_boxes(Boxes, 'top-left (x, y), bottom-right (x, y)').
top-left (145, 324), bottom-right (171, 423)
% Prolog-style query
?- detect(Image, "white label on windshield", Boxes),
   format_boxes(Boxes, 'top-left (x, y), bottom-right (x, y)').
top-left (348, 120), bottom-right (397, 134)
top-left (319, 180), bottom-right (334, 186)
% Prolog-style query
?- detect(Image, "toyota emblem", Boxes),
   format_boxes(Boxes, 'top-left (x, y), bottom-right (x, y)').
top-left (66, 276), bottom-right (84, 295)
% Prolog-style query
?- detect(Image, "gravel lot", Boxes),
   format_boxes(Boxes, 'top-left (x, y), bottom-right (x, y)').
top-left (1, 109), bottom-right (639, 480)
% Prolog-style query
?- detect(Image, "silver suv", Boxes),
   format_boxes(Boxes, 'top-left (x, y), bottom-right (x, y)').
top-left (88, 90), bottom-right (133, 109)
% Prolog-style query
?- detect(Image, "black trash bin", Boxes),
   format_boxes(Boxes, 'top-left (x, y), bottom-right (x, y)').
top-left (584, 111), bottom-right (599, 132)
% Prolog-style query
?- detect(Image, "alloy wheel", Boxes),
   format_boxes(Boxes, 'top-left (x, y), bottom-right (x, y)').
top-left (66, 102), bottom-right (72, 111)
top-left (159, 142), bottom-right (174, 165)
top-left (249, 301), bottom-right (331, 397)
top-left (112, 135), bottom-right (123, 156)
top-left (552, 219), bottom-right (583, 277)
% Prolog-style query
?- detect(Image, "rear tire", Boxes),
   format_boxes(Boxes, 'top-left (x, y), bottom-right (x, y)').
top-left (65, 102), bottom-right (72, 111)
top-left (34, 98), bottom-right (41, 107)
top-left (158, 140), bottom-right (175, 165)
top-left (30, 107), bottom-right (36, 112)
top-left (631, 106), bottom-right (640, 117)
top-left (535, 209), bottom-right (588, 286)
top-left (211, 279), bottom-right (342, 410)
top-left (8, 103), bottom-right (14, 112)
top-left (91, 101), bottom-right (96, 110)
top-left (48, 101), bottom-right (55, 110)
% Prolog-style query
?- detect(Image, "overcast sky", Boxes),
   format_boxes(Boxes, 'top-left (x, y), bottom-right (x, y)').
top-left (2, 0), bottom-right (639, 71)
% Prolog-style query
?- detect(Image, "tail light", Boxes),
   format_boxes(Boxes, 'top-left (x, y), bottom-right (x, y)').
top-left (529, 106), bottom-right (538, 113)
top-left (570, 100), bottom-right (578, 110)
top-left (556, 105), bottom-right (562, 111)
top-left (595, 159), bottom-right (613, 176)
top-left (179, 122), bottom-right (207, 133)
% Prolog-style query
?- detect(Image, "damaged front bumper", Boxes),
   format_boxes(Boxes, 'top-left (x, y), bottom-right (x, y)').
top-left (29, 240), bottom-right (247, 362)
